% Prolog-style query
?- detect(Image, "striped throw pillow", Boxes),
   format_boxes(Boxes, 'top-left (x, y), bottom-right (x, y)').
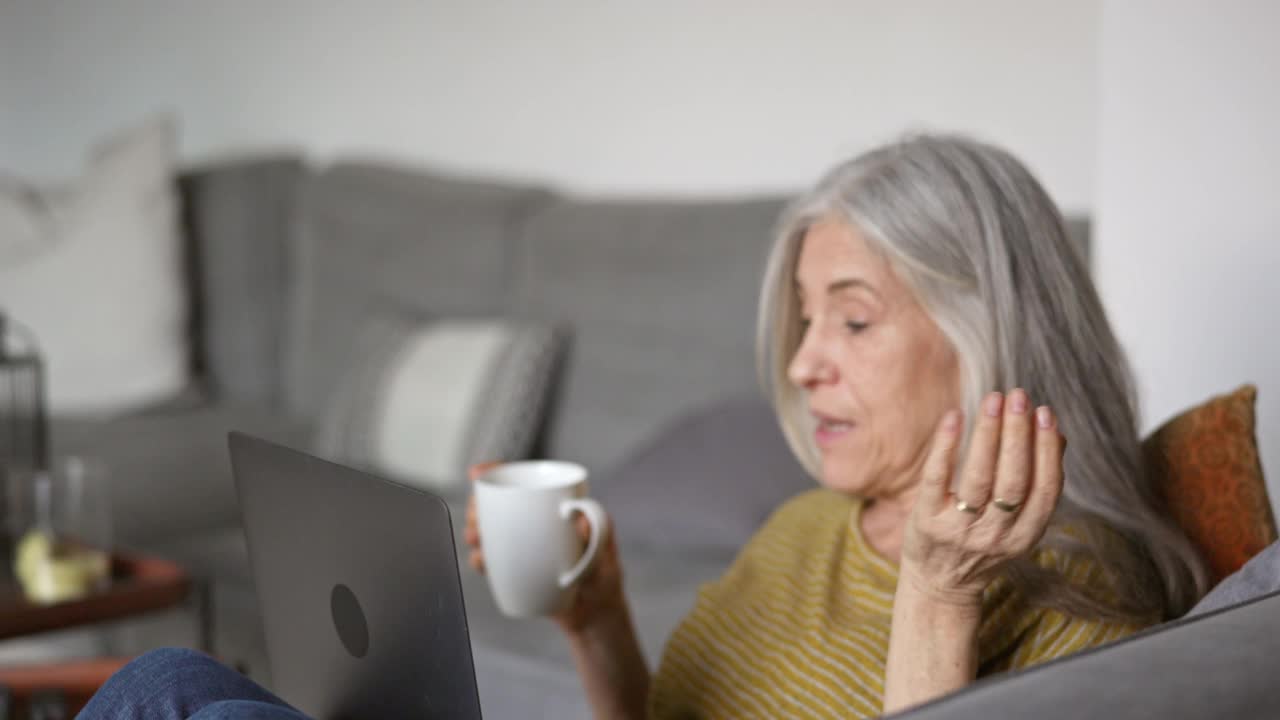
top-left (315, 312), bottom-right (563, 495)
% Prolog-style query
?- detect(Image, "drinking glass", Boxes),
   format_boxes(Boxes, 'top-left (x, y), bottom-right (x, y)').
top-left (12, 457), bottom-right (113, 604)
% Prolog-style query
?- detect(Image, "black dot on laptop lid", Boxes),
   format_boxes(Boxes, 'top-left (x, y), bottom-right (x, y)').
top-left (331, 583), bottom-right (370, 659)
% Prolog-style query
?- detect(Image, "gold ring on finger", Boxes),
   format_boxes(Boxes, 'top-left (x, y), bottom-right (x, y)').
top-left (955, 499), bottom-right (981, 515)
top-left (992, 497), bottom-right (1020, 513)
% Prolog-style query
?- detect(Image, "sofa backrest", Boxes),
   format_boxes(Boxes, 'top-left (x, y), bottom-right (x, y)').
top-left (281, 161), bottom-right (553, 420)
top-left (179, 156), bottom-right (306, 407)
top-left (182, 155), bottom-right (1092, 477)
top-left (275, 159), bottom-right (789, 473)
top-left (510, 196), bottom-right (787, 472)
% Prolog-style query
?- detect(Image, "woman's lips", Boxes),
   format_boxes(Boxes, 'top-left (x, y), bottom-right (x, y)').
top-left (813, 415), bottom-right (855, 448)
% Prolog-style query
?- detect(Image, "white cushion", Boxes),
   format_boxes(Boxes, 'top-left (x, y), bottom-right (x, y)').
top-left (0, 116), bottom-right (188, 415)
top-left (315, 312), bottom-right (563, 494)
top-left (374, 322), bottom-right (511, 483)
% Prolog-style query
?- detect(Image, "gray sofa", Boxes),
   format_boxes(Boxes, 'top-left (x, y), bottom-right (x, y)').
top-left (47, 154), bottom-right (808, 715)
top-left (39, 155), bottom-right (1274, 718)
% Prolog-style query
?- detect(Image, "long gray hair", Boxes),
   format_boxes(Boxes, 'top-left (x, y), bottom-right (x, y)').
top-left (757, 135), bottom-right (1209, 621)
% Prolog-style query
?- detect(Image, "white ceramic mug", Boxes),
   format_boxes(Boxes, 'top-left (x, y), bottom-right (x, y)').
top-left (473, 461), bottom-right (608, 617)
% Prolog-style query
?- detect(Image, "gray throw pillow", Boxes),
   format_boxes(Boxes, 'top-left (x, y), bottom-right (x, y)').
top-left (1187, 540), bottom-right (1280, 616)
top-left (596, 395), bottom-right (813, 552)
top-left (314, 310), bottom-right (564, 496)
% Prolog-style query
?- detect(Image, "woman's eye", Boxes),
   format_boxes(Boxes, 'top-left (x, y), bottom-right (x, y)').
top-left (799, 318), bottom-right (812, 333)
top-left (845, 321), bottom-right (869, 334)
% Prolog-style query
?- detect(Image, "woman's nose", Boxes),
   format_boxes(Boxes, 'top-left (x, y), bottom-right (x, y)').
top-left (787, 324), bottom-right (837, 388)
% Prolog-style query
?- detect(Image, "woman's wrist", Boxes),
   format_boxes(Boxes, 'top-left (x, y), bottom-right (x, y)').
top-left (894, 581), bottom-right (984, 633)
top-left (896, 563), bottom-right (985, 616)
top-left (883, 566), bottom-right (984, 714)
top-left (563, 597), bottom-right (634, 645)
top-left (563, 598), bottom-right (651, 720)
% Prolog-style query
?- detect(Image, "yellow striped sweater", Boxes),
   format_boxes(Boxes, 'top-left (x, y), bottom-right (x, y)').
top-left (648, 489), bottom-right (1148, 719)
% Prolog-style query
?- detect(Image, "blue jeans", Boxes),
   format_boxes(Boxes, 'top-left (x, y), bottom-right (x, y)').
top-left (78, 648), bottom-right (313, 720)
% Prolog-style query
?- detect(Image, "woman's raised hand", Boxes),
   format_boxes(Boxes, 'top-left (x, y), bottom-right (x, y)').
top-left (900, 389), bottom-right (1066, 606)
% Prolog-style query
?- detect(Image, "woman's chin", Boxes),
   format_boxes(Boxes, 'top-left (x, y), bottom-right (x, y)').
top-left (816, 457), bottom-right (871, 496)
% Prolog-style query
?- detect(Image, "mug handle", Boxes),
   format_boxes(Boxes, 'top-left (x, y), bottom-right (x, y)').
top-left (558, 498), bottom-right (608, 589)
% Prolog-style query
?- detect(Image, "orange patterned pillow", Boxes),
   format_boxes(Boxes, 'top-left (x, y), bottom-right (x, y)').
top-left (1143, 384), bottom-right (1277, 583)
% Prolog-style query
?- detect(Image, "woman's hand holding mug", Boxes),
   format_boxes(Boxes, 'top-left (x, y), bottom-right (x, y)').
top-left (464, 461), bottom-right (626, 635)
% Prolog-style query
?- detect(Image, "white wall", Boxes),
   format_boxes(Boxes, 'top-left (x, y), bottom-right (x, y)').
top-left (0, 0), bottom-right (1099, 210)
top-left (1096, 0), bottom-right (1280, 511)
top-left (6, 2), bottom-right (1276, 514)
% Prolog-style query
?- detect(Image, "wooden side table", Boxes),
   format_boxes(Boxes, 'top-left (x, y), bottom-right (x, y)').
top-left (0, 552), bottom-right (191, 639)
top-left (0, 550), bottom-right (193, 715)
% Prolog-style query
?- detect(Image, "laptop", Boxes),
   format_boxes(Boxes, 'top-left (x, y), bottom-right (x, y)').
top-left (228, 432), bottom-right (484, 720)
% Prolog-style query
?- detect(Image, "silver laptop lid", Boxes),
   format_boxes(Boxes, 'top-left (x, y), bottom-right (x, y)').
top-left (228, 432), bottom-right (483, 720)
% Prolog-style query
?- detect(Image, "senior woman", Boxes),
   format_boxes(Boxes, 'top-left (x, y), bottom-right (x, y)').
top-left (78, 135), bottom-right (1208, 720)
top-left (466, 135), bottom-right (1211, 719)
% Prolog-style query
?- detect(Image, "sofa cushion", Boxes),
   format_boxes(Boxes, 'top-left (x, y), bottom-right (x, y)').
top-left (180, 156), bottom-right (305, 407)
top-left (458, 541), bottom-right (732, 670)
top-left (1143, 384), bottom-right (1276, 583)
top-left (511, 195), bottom-right (788, 472)
top-left (596, 395), bottom-right (812, 552)
top-left (51, 406), bottom-right (309, 543)
top-left (463, 547), bottom-right (733, 719)
top-left (283, 162), bottom-right (553, 420)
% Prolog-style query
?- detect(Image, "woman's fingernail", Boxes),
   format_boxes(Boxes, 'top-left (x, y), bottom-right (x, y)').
top-left (984, 392), bottom-right (1004, 417)
top-left (941, 410), bottom-right (961, 433)
top-left (1009, 389), bottom-right (1028, 414)
top-left (1037, 406), bottom-right (1053, 429)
